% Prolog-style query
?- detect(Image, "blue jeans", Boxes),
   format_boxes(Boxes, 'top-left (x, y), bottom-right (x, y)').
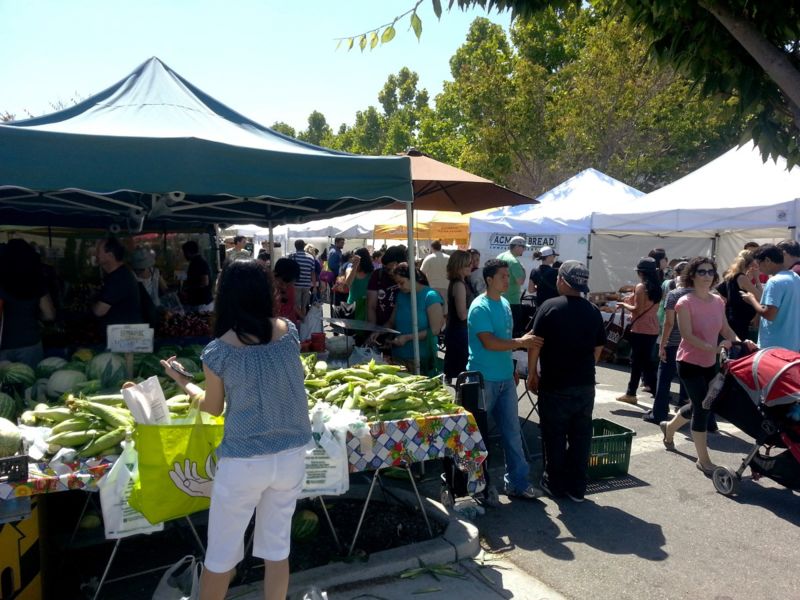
top-left (652, 345), bottom-right (687, 421)
top-left (483, 378), bottom-right (530, 492)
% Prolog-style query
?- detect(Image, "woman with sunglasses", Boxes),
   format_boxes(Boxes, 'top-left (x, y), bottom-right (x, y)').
top-left (660, 257), bottom-right (754, 474)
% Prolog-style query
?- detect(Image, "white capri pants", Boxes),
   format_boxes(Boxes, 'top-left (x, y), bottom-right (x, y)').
top-left (204, 446), bottom-right (306, 573)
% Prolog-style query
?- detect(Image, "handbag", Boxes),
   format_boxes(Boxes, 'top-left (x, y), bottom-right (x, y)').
top-left (129, 405), bottom-right (224, 525)
top-left (601, 308), bottom-right (625, 362)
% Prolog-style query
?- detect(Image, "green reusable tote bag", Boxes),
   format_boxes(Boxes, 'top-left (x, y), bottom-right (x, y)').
top-left (129, 409), bottom-right (224, 525)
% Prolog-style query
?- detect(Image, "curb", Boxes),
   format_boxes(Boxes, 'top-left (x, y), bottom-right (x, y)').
top-left (229, 483), bottom-right (479, 599)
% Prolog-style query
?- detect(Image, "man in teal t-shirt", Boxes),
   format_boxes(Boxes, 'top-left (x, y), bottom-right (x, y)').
top-left (495, 236), bottom-right (528, 305)
top-left (467, 259), bottom-right (539, 502)
top-left (742, 244), bottom-right (800, 351)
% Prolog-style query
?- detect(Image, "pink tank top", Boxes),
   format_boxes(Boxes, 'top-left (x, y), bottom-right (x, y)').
top-left (675, 293), bottom-right (725, 367)
top-left (630, 302), bottom-right (659, 335)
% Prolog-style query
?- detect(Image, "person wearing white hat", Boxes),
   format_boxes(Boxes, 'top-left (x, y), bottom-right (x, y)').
top-left (131, 247), bottom-right (167, 307)
top-left (496, 236), bottom-right (528, 306)
top-left (529, 245), bottom-right (560, 307)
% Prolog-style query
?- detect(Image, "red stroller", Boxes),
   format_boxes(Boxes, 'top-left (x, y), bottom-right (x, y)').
top-left (709, 346), bottom-right (800, 496)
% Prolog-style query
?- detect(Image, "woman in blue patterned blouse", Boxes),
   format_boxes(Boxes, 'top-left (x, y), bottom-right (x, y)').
top-left (163, 259), bottom-right (311, 600)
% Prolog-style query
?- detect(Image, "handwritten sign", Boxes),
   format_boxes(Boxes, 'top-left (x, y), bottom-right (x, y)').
top-left (107, 324), bottom-right (154, 354)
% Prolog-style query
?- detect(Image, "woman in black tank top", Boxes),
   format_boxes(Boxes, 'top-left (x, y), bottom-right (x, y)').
top-left (444, 251), bottom-right (476, 380)
top-left (719, 252), bottom-right (762, 340)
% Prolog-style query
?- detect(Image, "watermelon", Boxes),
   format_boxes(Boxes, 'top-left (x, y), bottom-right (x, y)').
top-left (0, 363), bottom-right (36, 390)
top-left (63, 361), bottom-right (87, 374)
top-left (36, 357), bottom-right (68, 379)
top-left (157, 346), bottom-right (182, 360)
top-left (0, 417), bottom-right (21, 457)
top-left (291, 509), bottom-right (319, 542)
top-left (135, 354), bottom-right (164, 379)
top-left (87, 353), bottom-right (127, 388)
top-left (0, 392), bottom-right (16, 421)
top-left (47, 370), bottom-right (87, 400)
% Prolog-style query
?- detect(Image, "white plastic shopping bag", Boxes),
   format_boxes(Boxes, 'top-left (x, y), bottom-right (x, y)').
top-left (98, 440), bottom-right (164, 539)
top-left (299, 303), bottom-right (324, 341)
top-left (152, 555), bottom-right (201, 600)
top-left (299, 405), bottom-right (350, 499)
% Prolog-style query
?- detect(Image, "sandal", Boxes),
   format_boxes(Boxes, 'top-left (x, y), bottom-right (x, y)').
top-left (696, 461), bottom-right (717, 476)
top-left (659, 421), bottom-right (675, 451)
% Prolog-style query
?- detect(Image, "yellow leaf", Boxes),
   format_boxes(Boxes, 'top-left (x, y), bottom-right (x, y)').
top-left (370, 31), bottom-right (379, 50)
top-left (359, 34), bottom-right (367, 51)
top-left (381, 25), bottom-right (396, 44)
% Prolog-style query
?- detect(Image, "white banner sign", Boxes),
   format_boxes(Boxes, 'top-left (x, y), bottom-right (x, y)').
top-left (107, 324), bottom-right (154, 353)
top-left (488, 233), bottom-right (559, 251)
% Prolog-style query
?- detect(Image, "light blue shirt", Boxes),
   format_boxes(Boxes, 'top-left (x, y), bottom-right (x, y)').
top-left (758, 270), bottom-right (800, 351)
top-left (467, 294), bottom-right (514, 382)
top-left (201, 321), bottom-right (312, 458)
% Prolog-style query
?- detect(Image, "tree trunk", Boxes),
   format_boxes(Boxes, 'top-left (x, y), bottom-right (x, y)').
top-left (699, 0), bottom-right (800, 127)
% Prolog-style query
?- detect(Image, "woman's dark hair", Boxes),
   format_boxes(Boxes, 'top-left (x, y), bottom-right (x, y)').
top-left (213, 259), bottom-right (275, 345)
top-left (320, 248), bottom-right (328, 262)
top-left (637, 264), bottom-right (663, 303)
top-left (394, 262), bottom-right (429, 286)
top-left (648, 248), bottom-right (667, 265)
top-left (0, 239), bottom-right (45, 300)
top-left (354, 247), bottom-right (374, 274)
top-left (273, 257), bottom-right (300, 283)
top-left (684, 256), bottom-right (719, 288)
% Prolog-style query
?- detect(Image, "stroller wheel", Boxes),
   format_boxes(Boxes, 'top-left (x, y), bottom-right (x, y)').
top-left (440, 486), bottom-right (455, 509)
top-left (712, 466), bottom-right (740, 496)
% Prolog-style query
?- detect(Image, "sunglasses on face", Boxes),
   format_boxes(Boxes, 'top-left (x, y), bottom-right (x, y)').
top-left (695, 268), bottom-right (716, 276)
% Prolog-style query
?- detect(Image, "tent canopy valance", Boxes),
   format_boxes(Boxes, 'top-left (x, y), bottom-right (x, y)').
top-left (592, 142), bottom-right (800, 237)
top-left (0, 57), bottom-right (412, 231)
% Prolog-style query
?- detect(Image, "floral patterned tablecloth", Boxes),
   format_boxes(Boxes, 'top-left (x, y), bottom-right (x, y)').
top-left (0, 457), bottom-right (113, 500)
top-left (347, 411), bottom-right (488, 495)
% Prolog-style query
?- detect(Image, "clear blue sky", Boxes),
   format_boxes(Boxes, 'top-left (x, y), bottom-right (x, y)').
top-left (0, 0), bottom-right (510, 131)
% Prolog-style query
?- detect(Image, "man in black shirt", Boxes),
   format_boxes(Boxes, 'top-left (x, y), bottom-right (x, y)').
top-left (527, 260), bottom-right (606, 502)
top-left (92, 237), bottom-right (142, 331)
top-left (181, 241), bottom-right (213, 311)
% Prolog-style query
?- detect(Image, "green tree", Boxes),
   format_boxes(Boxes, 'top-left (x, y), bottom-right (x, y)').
top-left (298, 110), bottom-right (333, 146)
top-left (270, 121), bottom-right (296, 137)
top-left (364, 0), bottom-right (800, 165)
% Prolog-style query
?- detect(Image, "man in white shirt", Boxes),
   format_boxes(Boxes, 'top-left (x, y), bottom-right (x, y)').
top-left (421, 240), bottom-right (450, 313)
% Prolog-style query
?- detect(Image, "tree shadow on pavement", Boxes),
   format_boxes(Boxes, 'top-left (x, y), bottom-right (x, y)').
top-left (555, 502), bottom-right (668, 561)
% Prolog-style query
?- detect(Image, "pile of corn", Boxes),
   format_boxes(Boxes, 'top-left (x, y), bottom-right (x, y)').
top-left (301, 357), bottom-right (461, 422)
top-left (24, 392), bottom-right (195, 458)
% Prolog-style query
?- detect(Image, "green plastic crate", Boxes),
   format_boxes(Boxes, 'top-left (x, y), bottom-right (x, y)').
top-left (587, 418), bottom-right (636, 480)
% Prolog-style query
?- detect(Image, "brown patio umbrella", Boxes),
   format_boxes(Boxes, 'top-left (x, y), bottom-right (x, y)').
top-left (388, 148), bottom-right (536, 212)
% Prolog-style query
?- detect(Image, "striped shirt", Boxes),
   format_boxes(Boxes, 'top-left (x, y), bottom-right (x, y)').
top-left (290, 251), bottom-right (316, 287)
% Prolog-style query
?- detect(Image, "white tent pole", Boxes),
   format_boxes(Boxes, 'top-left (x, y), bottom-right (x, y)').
top-left (406, 202), bottom-right (420, 374)
top-left (268, 221), bottom-right (274, 263)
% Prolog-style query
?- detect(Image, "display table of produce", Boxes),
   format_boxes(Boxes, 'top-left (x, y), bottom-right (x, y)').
top-left (348, 413), bottom-right (487, 493)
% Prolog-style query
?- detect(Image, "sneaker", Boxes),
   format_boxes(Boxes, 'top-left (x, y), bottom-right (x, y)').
top-left (480, 486), bottom-right (501, 508)
top-left (616, 394), bottom-right (638, 405)
top-left (539, 477), bottom-right (563, 499)
top-left (505, 484), bottom-right (543, 500)
top-left (566, 492), bottom-right (585, 503)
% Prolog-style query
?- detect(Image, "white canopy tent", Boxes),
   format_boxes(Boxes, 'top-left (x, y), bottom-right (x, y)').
top-left (469, 168), bottom-right (644, 286)
top-left (592, 141), bottom-right (800, 290)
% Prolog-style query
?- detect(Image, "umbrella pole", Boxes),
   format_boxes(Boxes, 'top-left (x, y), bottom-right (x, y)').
top-left (406, 202), bottom-right (420, 374)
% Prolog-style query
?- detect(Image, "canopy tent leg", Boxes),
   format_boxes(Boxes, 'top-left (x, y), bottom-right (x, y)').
top-left (268, 222), bottom-right (274, 264)
top-left (406, 202), bottom-right (420, 374)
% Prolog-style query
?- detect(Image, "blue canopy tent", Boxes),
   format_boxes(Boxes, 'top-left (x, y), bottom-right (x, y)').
top-left (0, 57), bottom-right (412, 231)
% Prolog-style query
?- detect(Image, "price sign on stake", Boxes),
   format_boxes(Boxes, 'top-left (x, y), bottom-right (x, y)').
top-left (107, 324), bottom-right (154, 354)
top-left (107, 324), bottom-right (155, 379)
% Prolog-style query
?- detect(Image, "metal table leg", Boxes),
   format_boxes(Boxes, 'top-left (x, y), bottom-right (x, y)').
top-left (316, 496), bottom-right (342, 553)
top-left (92, 538), bottom-right (121, 600)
